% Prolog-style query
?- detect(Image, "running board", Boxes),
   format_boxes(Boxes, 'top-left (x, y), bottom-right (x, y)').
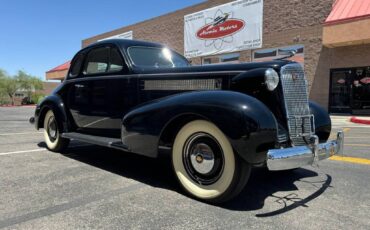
top-left (62, 132), bottom-right (129, 151)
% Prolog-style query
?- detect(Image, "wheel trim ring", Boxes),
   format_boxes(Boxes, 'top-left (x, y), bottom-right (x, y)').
top-left (172, 120), bottom-right (236, 199)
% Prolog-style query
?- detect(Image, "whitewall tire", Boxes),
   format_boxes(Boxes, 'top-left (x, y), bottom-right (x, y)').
top-left (43, 110), bottom-right (69, 152)
top-left (172, 120), bottom-right (250, 203)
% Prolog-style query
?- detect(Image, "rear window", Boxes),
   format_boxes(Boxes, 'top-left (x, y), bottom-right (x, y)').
top-left (83, 47), bottom-right (110, 75)
top-left (82, 47), bottom-right (125, 75)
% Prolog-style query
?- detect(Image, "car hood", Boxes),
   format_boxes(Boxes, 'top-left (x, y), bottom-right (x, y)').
top-left (132, 60), bottom-right (291, 74)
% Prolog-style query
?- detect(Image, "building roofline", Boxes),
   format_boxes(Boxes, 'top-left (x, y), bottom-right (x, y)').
top-left (46, 61), bottom-right (71, 73)
top-left (324, 14), bottom-right (370, 26)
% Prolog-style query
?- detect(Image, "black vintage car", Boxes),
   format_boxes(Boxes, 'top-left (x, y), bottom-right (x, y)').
top-left (31, 39), bottom-right (343, 203)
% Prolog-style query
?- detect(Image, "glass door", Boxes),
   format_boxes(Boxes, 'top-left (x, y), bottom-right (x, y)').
top-left (329, 69), bottom-right (352, 113)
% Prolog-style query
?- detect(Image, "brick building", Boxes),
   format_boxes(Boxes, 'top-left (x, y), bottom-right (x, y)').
top-left (47, 0), bottom-right (370, 114)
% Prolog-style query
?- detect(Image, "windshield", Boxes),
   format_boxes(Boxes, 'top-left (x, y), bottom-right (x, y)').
top-left (127, 46), bottom-right (190, 68)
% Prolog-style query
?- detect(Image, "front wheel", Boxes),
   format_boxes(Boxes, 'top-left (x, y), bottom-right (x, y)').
top-left (43, 110), bottom-right (69, 152)
top-left (172, 120), bottom-right (251, 203)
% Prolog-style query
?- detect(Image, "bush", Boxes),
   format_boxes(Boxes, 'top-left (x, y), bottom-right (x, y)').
top-left (37, 95), bottom-right (45, 104)
top-left (30, 93), bottom-right (45, 105)
top-left (0, 97), bottom-right (11, 105)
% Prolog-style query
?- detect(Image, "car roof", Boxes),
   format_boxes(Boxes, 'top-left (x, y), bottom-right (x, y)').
top-left (86, 39), bottom-right (165, 50)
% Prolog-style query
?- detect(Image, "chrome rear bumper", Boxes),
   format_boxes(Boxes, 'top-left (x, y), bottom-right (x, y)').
top-left (267, 131), bottom-right (344, 171)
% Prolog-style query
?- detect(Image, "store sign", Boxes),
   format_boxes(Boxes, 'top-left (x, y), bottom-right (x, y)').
top-left (337, 79), bottom-right (346, 84)
top-left (360, 77), bottom-right (370, 84)
top-left (98, 31), bottom-right (133, 41)
top-left (184, 0), bottom-right (263, 58)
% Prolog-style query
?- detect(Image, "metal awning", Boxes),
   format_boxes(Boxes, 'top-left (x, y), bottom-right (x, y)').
top-left (325, 0), bottom-right (370, 25)
top-left (323, 0), bottom-right (370, 47)
top-left (45, 61), bottom-right (71, 81)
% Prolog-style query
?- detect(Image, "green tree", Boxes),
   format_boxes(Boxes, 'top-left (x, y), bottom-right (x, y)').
top-left (0, 69), bottom-right (7, 104)
top-left (0, 76), bottom-right (18, 105)
top-left (0, 69), bottom-right (43, 105)
top-left (15, 70), bottom-right (43, 102)
top-left (0, 69), bottom-right (6, 89)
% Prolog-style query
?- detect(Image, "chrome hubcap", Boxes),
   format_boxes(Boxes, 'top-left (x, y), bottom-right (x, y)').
top-left (47, 116), bottom-right (57, 141)
top-left (189, 143), bottom-right (215, 174)
top-left (183, 133), bottom-right (224, 185)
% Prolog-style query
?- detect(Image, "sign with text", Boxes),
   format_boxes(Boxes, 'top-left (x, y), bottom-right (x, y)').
top-left (184, 0), bottom-right (263, 58)
top-left (98, 31), bottom-right (133, 41)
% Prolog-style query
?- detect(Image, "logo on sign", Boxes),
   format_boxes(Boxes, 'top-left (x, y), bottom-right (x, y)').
top-left (196, 18), bottom-right (245, 40)
top-left (196, 10), bottom-right (245, 50)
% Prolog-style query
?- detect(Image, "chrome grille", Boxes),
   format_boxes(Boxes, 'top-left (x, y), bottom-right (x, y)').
top-left (143, 79), bottom-right (222, 91)
top-left (280, 64), bottom-right (314, 146)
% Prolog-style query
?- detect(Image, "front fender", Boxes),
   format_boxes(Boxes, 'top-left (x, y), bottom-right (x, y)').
top-left (122, 91), bottom-right (277, 163)
top-left (309, 101), bottom-right (331, 142)
top-left (35, 95), bottom-right (68, 132)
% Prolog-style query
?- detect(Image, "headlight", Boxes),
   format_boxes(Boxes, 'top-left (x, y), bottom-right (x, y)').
top-left (264, 68), bottom-right (279, 91)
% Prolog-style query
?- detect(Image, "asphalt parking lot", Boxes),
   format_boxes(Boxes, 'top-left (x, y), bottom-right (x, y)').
top-left (0, 107), bottom-right (369, 230)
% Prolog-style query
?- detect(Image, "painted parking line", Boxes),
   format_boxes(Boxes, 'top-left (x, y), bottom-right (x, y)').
top-left (0, 132), bottom-right (43, 136)
top-left (343, 128), bottom-right (351, 132)
top-left (332, 126), bottom-right (370, 128)
top-left (330, 156), bottom-right (370, 166)
top-left (0, 144), bottom-right (93, 157)
top-left (0, 149), bottom-right (46, 156)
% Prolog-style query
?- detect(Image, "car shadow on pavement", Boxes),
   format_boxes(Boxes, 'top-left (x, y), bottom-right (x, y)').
top-left (38, 142), bottom-right (332, 216)
top-left (222, 168), bottom-right (332, 217)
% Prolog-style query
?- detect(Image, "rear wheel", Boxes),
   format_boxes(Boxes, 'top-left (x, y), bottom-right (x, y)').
top-left (172, 120), bottom-right (251, 203)
top-left (43, 110), bottom-right (69, 152)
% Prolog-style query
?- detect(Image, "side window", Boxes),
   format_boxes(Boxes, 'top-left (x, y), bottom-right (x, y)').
top-left (109, 48), bottom-right (124, 72)
top-left (83, 47), bottom-right (110, 75)
top-left (69, 53), bottom-right (84, 77)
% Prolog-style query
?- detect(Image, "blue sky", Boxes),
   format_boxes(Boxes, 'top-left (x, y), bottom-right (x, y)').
top-left (0, 0), bottom-right (204, 80)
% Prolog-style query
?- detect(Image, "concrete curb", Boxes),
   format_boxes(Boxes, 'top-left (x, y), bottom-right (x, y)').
top-left (350, 117), bottom-right (370, 125)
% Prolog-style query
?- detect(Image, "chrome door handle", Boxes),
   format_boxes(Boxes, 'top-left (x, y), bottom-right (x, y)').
top-left (75, 84), bottom-right (85, 88)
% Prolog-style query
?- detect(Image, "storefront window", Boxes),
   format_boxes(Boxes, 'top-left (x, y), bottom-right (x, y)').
top-left (330, 67), bottom-right (370, 114)
top-left (253, 45), bottom-right (304, 64)
top-left (202, 53), bottom-right (240, 65)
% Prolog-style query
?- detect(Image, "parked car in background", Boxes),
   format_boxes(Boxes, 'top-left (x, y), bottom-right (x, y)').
top-left (30, 39), bottom-right (344, 203)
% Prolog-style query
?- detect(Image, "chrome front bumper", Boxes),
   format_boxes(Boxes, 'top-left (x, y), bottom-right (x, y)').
top-left (267, 131), bottom-right (344, 171)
